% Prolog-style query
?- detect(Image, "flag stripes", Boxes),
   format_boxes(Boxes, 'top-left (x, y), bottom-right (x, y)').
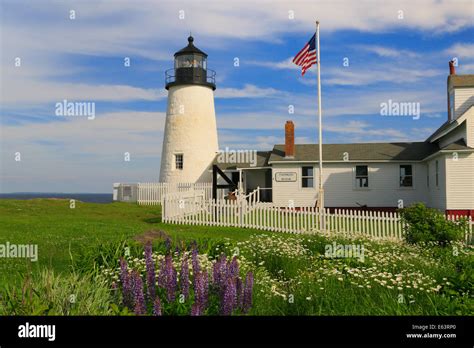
top-left (292, 33), bottom-right (317, 75)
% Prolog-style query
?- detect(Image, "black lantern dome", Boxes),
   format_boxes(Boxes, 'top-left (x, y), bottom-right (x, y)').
top-left (165, 36), bottom-right (216, 90)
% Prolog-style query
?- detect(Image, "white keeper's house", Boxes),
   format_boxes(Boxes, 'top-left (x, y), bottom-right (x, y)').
top-left (117, 36), bottom-right (474, 217)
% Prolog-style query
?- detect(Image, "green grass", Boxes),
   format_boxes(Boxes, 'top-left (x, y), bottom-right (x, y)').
top-left (0, 199), bottom-right (278, 284)
top-left (0, 199), bottom-right (472, 316)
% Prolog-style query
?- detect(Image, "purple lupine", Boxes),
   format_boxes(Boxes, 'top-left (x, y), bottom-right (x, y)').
top-left (132, 271), bottom-right (146, 315)
top-left (119, 258), bottom-right (132, 307)
top-left (221, 277), bottom-right (237, 315)
top-left (202, 270), bottom-right (209, 308)
top-left (192, 245), bottom-right (200, 274)
top-left (145, 242), bottom-right (156, 301)
top-left (213, 254), bottom-right (227, 290)
top-left (228, 256), bottom-right (239, 279)
top-left (153, 297), bottom-right (162, 316)
top-left (235, 277), bottom-right (243, 310)
top-left (190, 302), bottom-right (202, 316)
top-left (180, 253), bottom-right (190, 299)
top-left (193, 270), bottom-right (209, 314)
top-left (242, 272), bottom-right (254, 313)
top-left (157, 258), bottom-right (166, 288)
top-left (164, 254), bottom-right (177, 302)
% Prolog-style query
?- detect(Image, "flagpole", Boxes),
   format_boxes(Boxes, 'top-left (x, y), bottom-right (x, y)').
top-left (316, 21), bottom-right (325, 229)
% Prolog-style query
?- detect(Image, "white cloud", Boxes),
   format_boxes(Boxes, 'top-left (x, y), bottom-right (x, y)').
top-left (246, 57), bottom-right (298, 70)
top-left (444, 43), bottom-right (474, 59)
top-left (324, 120), bottom-right (407, 139)
top-left (323, 65), bottom-right (442, 86)
top-left (355, 45), bottom-right (420, 58)
top-left (216, 84), bottom-right (286, 99)
top-left (2, 72), bottom-right (166, 105)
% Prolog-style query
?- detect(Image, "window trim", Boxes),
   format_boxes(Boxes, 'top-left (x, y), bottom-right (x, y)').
top-left (301, 166), bottom-right (314, 188)
top-left (174, 153), bottom-right (184, 170)
top-left (354, 165), bottom-right (369, 189)
top-left (399, 164), bottom-right (414, 188)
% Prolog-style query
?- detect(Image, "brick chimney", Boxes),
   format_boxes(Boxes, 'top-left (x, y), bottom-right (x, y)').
top-left (449, 60), bottom-right (456, 75)
top-left (285, 121), bottom-right (295, 158)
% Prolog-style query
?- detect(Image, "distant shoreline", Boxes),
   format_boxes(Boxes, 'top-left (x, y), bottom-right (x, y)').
top-left (0, 193), bottom-right (113, 204)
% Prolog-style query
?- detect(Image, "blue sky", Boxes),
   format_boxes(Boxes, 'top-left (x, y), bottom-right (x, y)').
top-left (1, 0), bottom-right (473, 193)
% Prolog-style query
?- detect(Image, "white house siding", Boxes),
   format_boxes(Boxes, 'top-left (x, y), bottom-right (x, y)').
top-left (272, 162), bottom-right (428, 208)
top-left (438, 122), bottom-right (466, 148)
top-left (271, 164), bottom-right (318, 207)
top-left (445, 152), bottom-right (474, 209)
top-left (454, 87), bottom-right (474, 120)
top-left (425, 155), bottom-right (447, 211)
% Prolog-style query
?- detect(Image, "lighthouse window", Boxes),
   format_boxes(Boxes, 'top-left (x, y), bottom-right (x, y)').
top-left (176, 55), bottom-right (205, 69)
top-left (175, 154), bottom-right (183, 170)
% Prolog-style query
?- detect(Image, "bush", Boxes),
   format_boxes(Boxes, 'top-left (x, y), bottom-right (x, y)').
top-left (399, 203), bottom-right (467, 246)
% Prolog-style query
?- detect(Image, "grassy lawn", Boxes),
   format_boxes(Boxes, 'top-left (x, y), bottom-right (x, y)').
top-left (0, 199), bottom-right (275, 284)
top-left (0, 199), bottom-right (472, 316)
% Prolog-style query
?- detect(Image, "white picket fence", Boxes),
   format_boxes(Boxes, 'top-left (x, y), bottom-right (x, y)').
top-left (137, 182), bottom-right (219, 205)
top-left (162, 195), bottom-right (474, 242)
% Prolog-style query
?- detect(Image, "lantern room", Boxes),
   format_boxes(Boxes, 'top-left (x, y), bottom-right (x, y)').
top-left (165, 36), bottom-right (216, 90)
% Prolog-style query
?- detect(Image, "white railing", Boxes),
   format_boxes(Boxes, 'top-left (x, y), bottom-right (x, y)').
top-left (162, 198), bottom-right (474, 242)
top-left (137, 182), bottom-right (216, 205)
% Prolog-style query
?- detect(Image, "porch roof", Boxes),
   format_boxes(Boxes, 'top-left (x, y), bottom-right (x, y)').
top-left (212, 151), bottom-right (271, 170)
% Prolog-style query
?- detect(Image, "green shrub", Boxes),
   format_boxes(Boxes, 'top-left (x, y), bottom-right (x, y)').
top-left (399, 203), bottom-right (467, 246)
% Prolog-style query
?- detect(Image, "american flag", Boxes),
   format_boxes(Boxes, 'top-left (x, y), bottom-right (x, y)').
top-left (293, 33), bottom-right (317, 76)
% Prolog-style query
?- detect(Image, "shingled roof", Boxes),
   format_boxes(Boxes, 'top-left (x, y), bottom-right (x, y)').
top-left (268, 142), bottom-right (441, 162)
top-left (212, 141), bottom-right (474, 168)
top-left (440, 139), bottom-right (472, 151)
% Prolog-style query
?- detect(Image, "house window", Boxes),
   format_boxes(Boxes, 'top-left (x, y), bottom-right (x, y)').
top-left (175, 154), bottom-right (183, 170)
top-left (435, 160), bottom-right (439, 187)
top-left (301, 166), bottom-right (314, 188)
top-left (355, 165), bottom-right (369, 188)
top-left (426, 163), bottom-right (429, 188)
top-left (400, 165), bottom-right (413, 187)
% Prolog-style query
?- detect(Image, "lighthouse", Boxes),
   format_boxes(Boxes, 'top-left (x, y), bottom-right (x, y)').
top-left (159, 36), bottom-right (219, 183)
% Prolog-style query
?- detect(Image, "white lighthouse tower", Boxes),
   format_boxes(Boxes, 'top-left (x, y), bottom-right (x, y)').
top-left (159, 36), bottom-right (219, 183)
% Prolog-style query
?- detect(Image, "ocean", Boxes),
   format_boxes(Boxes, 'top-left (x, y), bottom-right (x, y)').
top-left (0, 193), bottom-right (113, 203)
